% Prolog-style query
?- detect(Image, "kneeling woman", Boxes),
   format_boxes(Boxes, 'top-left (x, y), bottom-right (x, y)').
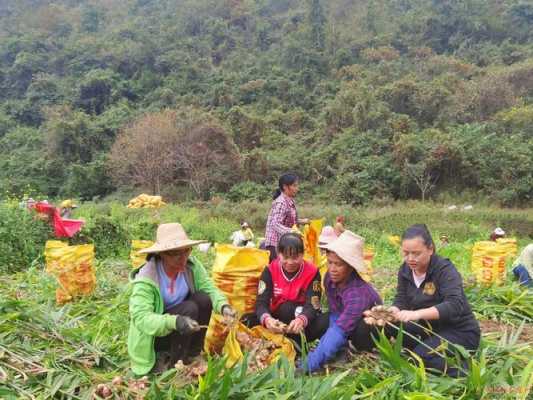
top-left (305, 231), bottom-right (382, 372)
top-left (367, 224), bottom-right (480, 377)
top-left (254, 233), bottom-right (328, 343)
top-left (128, 223), bottom-right (236, 375)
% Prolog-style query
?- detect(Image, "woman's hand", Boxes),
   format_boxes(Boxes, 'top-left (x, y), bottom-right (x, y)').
top-left (394, 310), bottom-right (421, 323)
top-left (286, 318), bottom-right (305, 334)
top-left (265, 317), bottom-right (287, 333)
top-left (221, 304), bottom-right (237, 325)
top-left (297, 218), bottom-right (310, 225)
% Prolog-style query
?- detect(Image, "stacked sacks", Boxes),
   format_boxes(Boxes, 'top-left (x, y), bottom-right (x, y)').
top-left (127, 194), bottom-right (166, 209)
top-left (130, 240), bottom-right (154, 268)
top-left (204, 244), bottom-right (269, 354)
top-left (495, 238), bottom-right (518, 259)
top-left (472, 239), bottom-right (518, 286)
top-left (44, 241), bottom-right (96, 304)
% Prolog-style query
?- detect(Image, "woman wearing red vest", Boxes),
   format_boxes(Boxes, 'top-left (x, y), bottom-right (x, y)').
top-left (254, 233), bottom-right (328, 342)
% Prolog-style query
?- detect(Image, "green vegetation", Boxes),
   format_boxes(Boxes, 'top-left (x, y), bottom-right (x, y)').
top-left (0, 0), bottom-right (532, 205)
top-left (0, 200), bottom-right (532, 398)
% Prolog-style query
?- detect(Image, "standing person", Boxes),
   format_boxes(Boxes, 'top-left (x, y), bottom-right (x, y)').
top-left (128, 223), bottom-right (236, 375)
top-left (264, 173), bottom-right (308, 263)
top-left (59, 199), bottom-right (78, 218)
top-left (231, 222), bottom-right (255, 247)
top-left (364, 224), bottom-right (480, 377)
top-left (304, 231), bottom-right (382, 373)
top-left (254, 233), bottom-right (328, 344)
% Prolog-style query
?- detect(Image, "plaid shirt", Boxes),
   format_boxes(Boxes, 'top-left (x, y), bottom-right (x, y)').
top-left (325, 272), bottom-right (382, 334)
top-left (264, 193), bottom-right (297, 247)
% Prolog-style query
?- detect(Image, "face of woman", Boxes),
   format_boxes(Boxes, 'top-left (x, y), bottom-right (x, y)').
top-left (401, 237), bottom-right (433, 274)
top-left (160, 247), bottom-right (192, 272)
top-left (283, 182), bottom-right (299, 197)
top-left (327, 251), bottom-right (352, 284)
top-left (279, 252), bottom-right (304, 273)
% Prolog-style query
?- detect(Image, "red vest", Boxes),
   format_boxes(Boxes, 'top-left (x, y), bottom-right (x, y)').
top-left (269, 259), bottom-right (318, 313)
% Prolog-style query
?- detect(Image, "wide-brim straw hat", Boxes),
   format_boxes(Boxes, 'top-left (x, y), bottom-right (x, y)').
top-left (139, 223), bottom-right (207, 254)
top-left (319, 230), bottom-right (366, 273)
top-left (318, 225), bottom-right (338, 246)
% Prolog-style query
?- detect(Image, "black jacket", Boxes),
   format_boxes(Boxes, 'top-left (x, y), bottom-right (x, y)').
top-left (393, 254), bottom-right (479, 333)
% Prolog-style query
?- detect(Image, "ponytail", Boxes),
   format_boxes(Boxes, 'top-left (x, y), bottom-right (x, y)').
top-left (272, 188), bottom-right (282, 200)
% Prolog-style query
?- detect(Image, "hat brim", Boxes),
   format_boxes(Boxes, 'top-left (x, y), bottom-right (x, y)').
top-left (319, 242), bottom-right (366, 273)
top-left (138, 239), bottom-right (208, 254)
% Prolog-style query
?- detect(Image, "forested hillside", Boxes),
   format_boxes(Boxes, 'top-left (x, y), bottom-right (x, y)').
top-left (0, 0), bottom-right (532, 205)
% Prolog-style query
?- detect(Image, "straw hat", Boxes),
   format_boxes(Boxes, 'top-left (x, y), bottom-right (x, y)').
top-left (60, 199), bottom-right (78, 209)
top-left (320, 230), bottom-right (366, 273)
top-left (139, 223), bottom-right (207, 254)
top-left (318, 226), bottom-right (338, 246)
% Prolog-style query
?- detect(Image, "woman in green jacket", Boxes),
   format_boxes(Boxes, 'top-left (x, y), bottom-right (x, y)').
top-left (128, 223), bottom-right (236, 375)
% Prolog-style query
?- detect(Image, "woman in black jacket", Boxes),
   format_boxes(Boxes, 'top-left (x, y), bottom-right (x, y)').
top-left (365, 224), bottom-right (480, 377)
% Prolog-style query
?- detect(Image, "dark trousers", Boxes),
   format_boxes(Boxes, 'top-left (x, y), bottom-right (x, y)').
top-left (348, 317), bottom-right (379, 351)
top-left (244, 301), bottom-right (328, 345)
top-left (380, 321), bottom-right (480, 377)
top-left (154, 291), bottom-right (212, 365)
top-left (513, 264), bottom-right (533, 287)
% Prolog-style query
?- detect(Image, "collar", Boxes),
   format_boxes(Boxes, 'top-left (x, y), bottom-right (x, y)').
top-left (280, 192), bottom-right (295, 208)
top-left (280, 262), bottom-right (304, 282)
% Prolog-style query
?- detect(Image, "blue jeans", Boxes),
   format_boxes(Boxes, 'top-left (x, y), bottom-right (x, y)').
top-left (512, 264), bottom-right (533, 287)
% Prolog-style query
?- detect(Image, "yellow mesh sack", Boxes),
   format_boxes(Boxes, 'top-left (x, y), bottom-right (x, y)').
top-left (472, 239), bottom-right (517, 286)
top-left (301, 219), bottom-right (324, 266)
top-left (388, 235), bottom-right (401, 247)
top-left (130, 240), bottom-right (154, 268)
top-left (223, 321), bottom-right (296, 368)
top-left (127, 194), bottom-right (166, 208)
top-left (204, 245), bottom-right (269, 354)
top-left (45, 241), bottom-right (96, 304)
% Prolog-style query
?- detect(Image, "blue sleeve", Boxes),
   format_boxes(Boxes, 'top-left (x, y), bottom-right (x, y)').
top-left (305, 314), bottom-right (347, 372)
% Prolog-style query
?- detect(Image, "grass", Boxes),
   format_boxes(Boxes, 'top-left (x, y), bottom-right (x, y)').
top-left (0, 200), bottom-right (532, 399)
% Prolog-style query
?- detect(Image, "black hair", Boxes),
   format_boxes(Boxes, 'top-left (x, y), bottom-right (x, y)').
top-left (277, 232), bottom-right (304, 257)
top-left (401, 224), bottom-right (434, 249)
top-left (273, 173), bottom-right (299, 200)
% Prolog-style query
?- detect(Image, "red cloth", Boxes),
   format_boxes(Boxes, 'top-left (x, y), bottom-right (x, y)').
top-left (268, 259), bottom-right (317, 313)
top-left (34, 202), bottom-right (84, 238)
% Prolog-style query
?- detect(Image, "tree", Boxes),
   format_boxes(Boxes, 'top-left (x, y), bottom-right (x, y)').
top-left (107, 109), bottom-right (179, 194)
top-left (174, 121), bottom-right (241, 199)
top-left (308, 0), bottom-right (326, 51)
top-left (108, 108), bottom-right (241, 198)
top-left (404, 161), bottom-right (438, 202)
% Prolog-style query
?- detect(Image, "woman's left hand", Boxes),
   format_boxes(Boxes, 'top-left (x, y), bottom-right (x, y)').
top-left (394, 310), bottom-right (421, 323)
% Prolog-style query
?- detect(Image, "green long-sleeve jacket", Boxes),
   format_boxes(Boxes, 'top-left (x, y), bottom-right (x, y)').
top-left (127, 256), bottom-right (227, 375)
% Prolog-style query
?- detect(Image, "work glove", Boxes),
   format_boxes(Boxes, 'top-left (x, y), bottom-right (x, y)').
top-left (222, 304), bottom-right (237, 323)
top-left (175, 315), bottom-right (200, 335)
top-left (305, 321), bottom-right (346, 372)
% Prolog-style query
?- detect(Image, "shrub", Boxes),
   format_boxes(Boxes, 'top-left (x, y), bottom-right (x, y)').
top-left (0, 201), bottom-right (50, 273)
top-left (227, 181), bottom-right (271, 202)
